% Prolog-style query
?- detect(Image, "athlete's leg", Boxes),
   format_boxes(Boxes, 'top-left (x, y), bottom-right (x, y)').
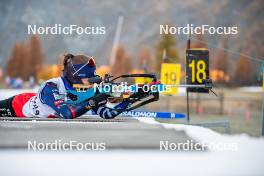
top-left (0, 96), bottom-right (16, 117)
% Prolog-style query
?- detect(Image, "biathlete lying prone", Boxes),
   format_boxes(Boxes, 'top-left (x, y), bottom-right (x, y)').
top-left (0, 54), bottom-right (130, 119)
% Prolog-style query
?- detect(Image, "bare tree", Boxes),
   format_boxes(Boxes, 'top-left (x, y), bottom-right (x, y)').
top-left (28, 35), bottom-right (44, 81)
top-left (191, 33), bottom-right (208, 48)
top-left (6, 42), bottom-right (23, 78)
top-left (6, 35), bottom-right (44, 82)
top-left (111, 45), bottom-right (132, 76)
top-left (138, 47), bottom-right (155, 72)
top-left (234, 50), bottom-right (252, 86)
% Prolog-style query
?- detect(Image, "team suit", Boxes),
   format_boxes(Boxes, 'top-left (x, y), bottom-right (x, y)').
top-left (0, 54), bottom-right (128, 119)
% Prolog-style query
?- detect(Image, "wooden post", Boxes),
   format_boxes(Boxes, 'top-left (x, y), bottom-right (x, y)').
top-left (186, 34), bottom-right (191, 123)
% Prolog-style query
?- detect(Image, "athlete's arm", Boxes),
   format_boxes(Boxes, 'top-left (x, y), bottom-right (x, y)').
top-left (40, 82), bottom-right (104, 119)
top-left (93, 101), bottom-right (130, 119)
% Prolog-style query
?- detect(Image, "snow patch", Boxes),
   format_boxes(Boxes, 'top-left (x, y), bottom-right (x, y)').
top-left (136, 117), bottom-right (264, 149)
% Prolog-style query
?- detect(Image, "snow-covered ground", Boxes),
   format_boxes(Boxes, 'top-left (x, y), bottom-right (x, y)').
top-left (0, 118), bottom-right (264, 176)
top-left (0, 87), bottom-right (263, 175)
top-left (237, 86), bottom-right (263, 93)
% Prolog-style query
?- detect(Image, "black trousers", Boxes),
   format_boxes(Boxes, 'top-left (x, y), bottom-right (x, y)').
top-left (0, 96), bottom-right (16, 117)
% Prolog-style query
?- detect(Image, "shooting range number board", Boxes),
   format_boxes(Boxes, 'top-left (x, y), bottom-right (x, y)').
top-left (161, 63), bottom-right (181, 95)
top-left (186, 49), bottom-right (209, 93)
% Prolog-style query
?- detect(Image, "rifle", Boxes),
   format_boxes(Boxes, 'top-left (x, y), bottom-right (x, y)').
top-left (66, 73), bottom-right (215, 112)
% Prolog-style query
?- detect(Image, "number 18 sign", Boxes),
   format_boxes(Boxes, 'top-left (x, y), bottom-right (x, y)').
top-left (186, 49), bottom-right (209, 93)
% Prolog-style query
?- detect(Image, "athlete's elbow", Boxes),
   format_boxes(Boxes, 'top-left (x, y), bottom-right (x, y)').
top-left (59, 107), bottom-right (76, 119)
top-left (60, 112), bottom-right (73, 119)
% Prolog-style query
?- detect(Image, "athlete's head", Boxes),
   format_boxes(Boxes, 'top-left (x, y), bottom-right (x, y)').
top-left (63, 53), bottom-right (96, 85)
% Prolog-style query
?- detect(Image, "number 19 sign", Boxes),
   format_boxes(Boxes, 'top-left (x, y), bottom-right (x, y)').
top-left (186, 49), bottom-right (209, 93)
top-left (161, 63), bottom-right (181, 95)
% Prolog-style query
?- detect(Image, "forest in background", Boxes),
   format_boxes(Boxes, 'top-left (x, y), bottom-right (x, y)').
top-left (2, 31), bottom-right (257, 87)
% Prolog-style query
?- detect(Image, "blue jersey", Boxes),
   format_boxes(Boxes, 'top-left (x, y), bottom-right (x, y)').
top-left (21, 77), bottom-right (127, 119)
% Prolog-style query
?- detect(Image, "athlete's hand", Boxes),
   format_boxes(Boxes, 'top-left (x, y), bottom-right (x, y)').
top-left (108, 97), bottom-right (123, 103)
top-left (87, 93), bottom-right (108, 107)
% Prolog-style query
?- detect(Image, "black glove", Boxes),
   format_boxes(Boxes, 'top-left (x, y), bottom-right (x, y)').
top-left (96, 106), bottom-right (120, 119)
top-left (87, 93), bottom-right (108, 107)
